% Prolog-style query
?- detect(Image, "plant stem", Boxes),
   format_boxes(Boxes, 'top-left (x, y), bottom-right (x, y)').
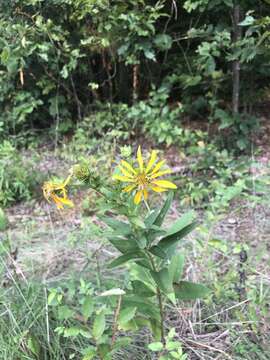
top-left (148, 253), bottom-right (166, 345)
top-left (143, 199), bottom-right (151, 214)
top-left (111, 294), bottom-right (122, 349)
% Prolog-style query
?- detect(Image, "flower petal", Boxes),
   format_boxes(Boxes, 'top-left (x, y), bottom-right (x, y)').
top-left (62, 174), bottom-right (72, 187)
top-left (143, 189), bottom-right (148, 200)
top-left (113, 175), bottom-right (135, 182)
top-left (58, 197), bottom-right (74, 207)
top-left (151, 180), bottom-right (177, 189)
top-left (145, 150), bottom-right (157, 174)
top-left (150, 169), bottom-right (172, 179)
top-left (134, 190), bottom-right (143, 205)
top-left (149, 185), bottom-right (168, 193)
top-left (150, 160), bottom-right (166, 175)
top-left (121, 160), bottom-right (137, 175)
top-left (123, 184), bottom-right (137, 193)
top-left (119, 165), bottom-right (135, 178)
top-left (137, 146), bottom-right (144, 173)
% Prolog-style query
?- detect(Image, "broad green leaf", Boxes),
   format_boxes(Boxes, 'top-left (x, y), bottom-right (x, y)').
top-left (27, 335), bottom-right (40, 356)
top-left (157, 222), bottom-right (197, 253)
top-left (92, 311), bottom-right (106, 339)
top-left (108, 251), bottom-right (144, 269)
top-left (167, 211), bottom-right (196, 235)
top-left (130, 217), bottom-right (146, 229)
top-left (100, 216), bottom-right (131, 235)
top-left (168, 254), bottom-right (185, 284)
top-left (98, 344), bottom-right (111, 360)
top-left (118, 307), bottom-right (137, 326)
top-left (154, 34), bottom-right (172, 50)
top-left (58, 305), bottom-right (74, 320)
top-left (135, 235), bottom-right (147, 249)
top-left (100, 288), bottom-right (126, 297)
top-left (118, 319), bottom-right (138, 331)
top-left (132, 280), bottom-right (156, 297)
top-left (80, 329), bottom-right (92, 338)
top-left (122, 295), bottom-right (160, 321)
top-left (112, 337), bottom-right (132, 351)
top-left (108, 237), bottom-right (139, 254)
top-left (149, 245), bottom-right (167, 259)
top-left (0, 208), bottom-right (7, 231)
top-left (174, 281), bottom-right (210, 300)
top-left (134, 258), bottom-right (152, 270)
top-left (144, 209), bottom-right (159, 228)
top-left (81, 296), bottom-right (94, 321)
top-left (129, 263), bottom-right (156, 292)
top-left (154, 192), bottom-right (174, 227)
top-left (150, 268), bottom-right (173, 294)
top-left (150, 319), bottom-right (162, 340)
top-left (146, 228), bottom-right (167, 244)
top-left (64, 326), bottom-right (82, 337)
top-left (82, 346), bottom-right (96, 360)
top-left (148, 342), bottom-right (163, 351)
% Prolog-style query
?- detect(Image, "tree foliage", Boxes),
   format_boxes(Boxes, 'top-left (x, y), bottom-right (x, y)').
top-left (0, 0), bottom-right (269, 139)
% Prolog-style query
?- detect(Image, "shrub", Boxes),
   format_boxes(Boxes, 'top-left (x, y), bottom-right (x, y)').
top-left (0, 141), bottom-right (39, 206)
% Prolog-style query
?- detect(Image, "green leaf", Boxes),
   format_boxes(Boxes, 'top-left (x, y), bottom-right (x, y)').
top-left (118, 307), bottom-right (137, 326)
top-left (92, 311), bottom-right (106, 339)
top-left (149, 319), bottom-right (162, 340)
top-left (147, 227), bottom-right (167, 244)
top-left (154, 34), bottom-right (172, 50)
top-left (136, 235), bottom-right (147, 249)
top-left (150, 268), bottom-right (173, 294)
top-left (108, 237), bottom-right (139, 254)
top-left (157, 222), bottom-right (197, 253)
top-left (122, 295), bottom-right (160, 321)
top-left (81, 296), bottom-right (94, 321)
top-left (149, 245), bottom-right (167, 259)
top-left (167, 211), bottom-right (196, 235)
top-left (108, 251), bottom-right (144, 269)
top-left (168, 254), bottom-right (185, 284)
top-left (148, 342), bottom-right (163, 351)
top-left (112, 337), bottom-right (132, 351)
top-left (0, 208), bottom-right (7, 231)
top-left (27, 335), bottom-right (40, 356)
top-left (174, 281), bottom-right (210, 300)
top-left (100, 216), bottom-right (131, 236)
top-left (58, 305), bottom-right (74, 321)
top-left (82, 346), bottom-right (96, 360)
top-left (154, 192), bottom-right (174, 227)
top-left (100, 288), bottom-right (126, 297)
top-left (131, 280), bottom-right (156, 297)
top-left (135, 258), bottom-right (152, 270)
top-left (144, 209), bottom-right (159, 228)
top-left (64, 326), bottom-right (82, 337)
top-left (129, 264), bottom-right (156, 292)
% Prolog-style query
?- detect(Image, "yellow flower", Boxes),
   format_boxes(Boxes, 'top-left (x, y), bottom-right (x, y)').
top-left (42, 174), bottom-right (74, 210)
top-left (113, 146), bottom-right (177, 205)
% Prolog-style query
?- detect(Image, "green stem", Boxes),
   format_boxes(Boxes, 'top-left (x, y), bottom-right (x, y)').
top-left (143, 199), bottom-right (151, 214)
top-left (147, 253), bottom-right (166, 345)
top-left (111, 295), bottom-right (122, 349)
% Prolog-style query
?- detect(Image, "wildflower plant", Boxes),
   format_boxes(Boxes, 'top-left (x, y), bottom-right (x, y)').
top-left (43, 146), bottom-right (210, 356)
top-left (113, 146), bottom-right (177, 204)
top-left (42, 173), bottom-right (73, 210)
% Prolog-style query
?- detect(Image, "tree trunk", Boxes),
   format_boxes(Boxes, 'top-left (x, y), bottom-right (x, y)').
top-left (232, 3), bottom-right (242, 115)
top-left (132, 64), bottom-right (139, 104)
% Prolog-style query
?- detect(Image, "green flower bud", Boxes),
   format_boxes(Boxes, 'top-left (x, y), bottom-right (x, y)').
top-left (120, 145), bottom-right (132, 158)
top-left (73, 164), bottom-right (91, 183)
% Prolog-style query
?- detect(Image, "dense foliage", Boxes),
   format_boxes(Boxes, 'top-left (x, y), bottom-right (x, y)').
top-left (1, 0), bottom-right (270, 147)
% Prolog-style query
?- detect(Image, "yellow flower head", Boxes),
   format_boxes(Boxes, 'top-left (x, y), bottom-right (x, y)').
top-left (113, 146), bottom-right (177, 205)
top-left (42, 174), bottom-right (74, 210)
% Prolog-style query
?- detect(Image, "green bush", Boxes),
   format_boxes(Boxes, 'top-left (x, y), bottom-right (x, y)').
top-left (0, 141), bottom-right (39, 206)
top-left (0, 0), bottom-right (269, 149)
